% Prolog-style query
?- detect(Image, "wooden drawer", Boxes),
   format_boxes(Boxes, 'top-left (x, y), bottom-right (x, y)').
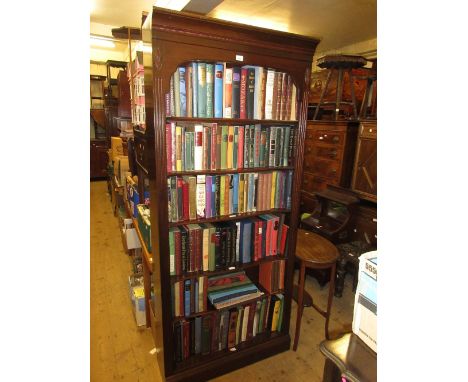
top-left (312, 130), bottom-right (345, 146)
top-left (302, 173), bottom-right (337, 193)
top-left (360, 122), bottom-right (377, 139)
top-left (305, 144), bottom-right (342, 161)
top-left (304, 157), bottom-right (340, 180)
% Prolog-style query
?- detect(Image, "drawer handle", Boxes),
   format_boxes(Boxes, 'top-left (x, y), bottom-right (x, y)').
top-left (307, 147), bottom-right (311, 153)
top-left (319, 136), bottom-right (323, 140)
top-left (304, 180), bottom-right (309, 185)
top-left (330, 150), bottom-right (337, 158)
top-left (332, 136), bottom-right (339, 143)
top-left (331, 169), bottom-right (337, 174)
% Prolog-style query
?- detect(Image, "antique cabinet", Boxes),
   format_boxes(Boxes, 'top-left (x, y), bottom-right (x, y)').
top-left (351, 121), bottom-right (377, 202)
top-left (300, 120), bottom-right (358, 214)
top-left (90, 140), bottom-right (108, 179)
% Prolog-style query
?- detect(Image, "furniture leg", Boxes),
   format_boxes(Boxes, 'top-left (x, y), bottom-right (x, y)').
top-left (293, 262), bottom-right (306, 351)
top-left (334, 257), bottom-right (347, 298)
top-left (142, 259), bottom-right (151, 328)
top-left (325, 263), bottom-right (336, 340)
top-left (335, 68), bottom-right (344, 120)
top-left (313, 70), bottom-right (333, 120)
top-left (347, 69), bottom-right (358, 119)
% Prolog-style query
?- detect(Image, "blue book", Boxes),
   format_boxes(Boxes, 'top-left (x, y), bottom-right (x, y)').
top-left (197, 62), bottom-right (207, 118)
top-left (194, 278), bottom-right (199, 313)
top-left (191, 62), bottom-right (198, 117)
top-left (184, 279), bottom-right (191, 317)
top-left (214, 63), bottom-right (224, 118)
top-left (209, 284), bottom-right (259, 303)
top-left (205, 176), bottom-right (212, 218)
top-left (232, 173), bottom-right (239, 213)
top-left (211, 176), bottom-right (216, 217)
top-left (240, 220), bottom-right (253, 263)
top-left (178, 67), bottom-right (186, 117)
top-left (247, 173), bottom-right (254, 212)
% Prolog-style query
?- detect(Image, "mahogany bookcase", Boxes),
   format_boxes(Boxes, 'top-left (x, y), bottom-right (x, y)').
top-left (139, 7), bottom-right (318, 381)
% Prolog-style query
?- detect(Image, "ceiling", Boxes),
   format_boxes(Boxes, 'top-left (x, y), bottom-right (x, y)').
top-left (90, 0), bottom-right (376, 58)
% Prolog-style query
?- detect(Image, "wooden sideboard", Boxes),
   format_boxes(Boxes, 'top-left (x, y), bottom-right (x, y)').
top-left (351, 121), bottom-right (377, 202)
top-left (90, 139), bottom-right (109, 180)
top-left (300, 120), bottom-right (359, 213)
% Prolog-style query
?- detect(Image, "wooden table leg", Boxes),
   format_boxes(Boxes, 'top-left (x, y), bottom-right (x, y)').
top-left (293, 261), bottom-right (306, 351)
top-left (325, 263), bottom-right (336, 340)
top-left (142, 259), bottom-right (151, 328)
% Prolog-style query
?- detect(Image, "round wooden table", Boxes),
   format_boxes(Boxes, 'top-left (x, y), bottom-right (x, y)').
top-left (293, 229), bottom-right (339, 350)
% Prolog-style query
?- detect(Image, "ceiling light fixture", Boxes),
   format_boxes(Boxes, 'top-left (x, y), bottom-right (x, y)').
top-left (154, 0), bottom-right (191, 11)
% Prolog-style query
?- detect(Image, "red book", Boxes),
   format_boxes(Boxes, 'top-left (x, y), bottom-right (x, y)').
top-left (183, 320), bottom-right (190, 360)
top-left (259, 261), bottom-right (273, 292)
top-left (271, 72), bottom-right (279, 120)
top-left (203, 126), bottom-right (210, 170)
top-left (237, 125), bottom-right (244, 169)
top-left (270, 215), bottom-right (280, 256)
top-left (280, 72), bottom-right (288, 120)
top-left (166, 123), bottom-right (172, 172)
top-left (227, 309), bottom-right (238, 349)
top-left (182, 179), bottom-right (189, 220)
top-left (285, 74), bottom-right (293, 120)
top-left (279, 259), bottom-right (285, 290)
top-left (211, 123), bottom-right (217, 170)
top-left (175, 229), bottom-right (182, 275)
top-left (240, 68), bottom-right (248, 119)
top-left (246, 301), bottom-right (256, 340)
top-left (264, 216), bottom-right (272, 257)
top-left (279, 224), bottom-right (289, 256)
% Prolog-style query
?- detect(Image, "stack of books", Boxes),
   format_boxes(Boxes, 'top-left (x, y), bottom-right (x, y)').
top-left (173, 293), bottom-right (285, 362)
top-left (166, 62), bottom-right (297, 121)
top-left (166, 123), bottom-right (296, 172)
top-left (168, 215), bottom-right (289, 275)
top-left (207, 271), bottom-right (263, 310)
top-left (259, 259), bottom-right (286, 294)
top-left (167, 170), bottom-right (293, 222)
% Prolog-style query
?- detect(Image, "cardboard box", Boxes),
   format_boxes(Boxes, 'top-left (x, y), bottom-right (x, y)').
top-left (137, 204), bottom-right (151, 252)
top-left (352, 250), bottom-right (377, 352)
top-left (111, 137), bottom-right (124, 161)
top-left (128, 275), bottom-right (146, 327)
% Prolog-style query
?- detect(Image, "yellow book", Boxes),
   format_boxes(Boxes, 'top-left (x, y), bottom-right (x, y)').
top-left (239, 174), bottom-right (244, 214)
top-left (220, 175), bottom-right (225, 215)
top-left (271, 300), bottom-right (281, 332)
top-left (270, 171), bottom-right (277, 209)
top-left (175, 125), bottom-right (182, 171)
top-left (227, 125), bottom-right (234, 169)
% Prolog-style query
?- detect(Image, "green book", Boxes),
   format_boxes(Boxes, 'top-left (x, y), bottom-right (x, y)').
top-left (282, 126), bottom-right (291, 167)
top-left (258, 297), bottom-right (266, 333)
top-left (197, 62), bottom-right (207, 118)
top-left (220, 125), bottom-right (228, 169)
top-left (169, 228), bottom-right (175, 275)
top-left (277, 294), bottom-right (285, 332)
top-left (206, 63), bottom-right (214, 117)
top-left (233, 126), bottom-right (238, 170)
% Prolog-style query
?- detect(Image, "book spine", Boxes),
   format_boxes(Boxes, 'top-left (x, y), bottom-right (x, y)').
top-left (240, 68), bottom-right (248, 119)
top-left (214, 63), bottom-right (224, 118)
top-left (243, 125), bottom-right (250, 168)
top-left (215, 176), bottom-right (221, 217)
top-left (216, 125), bottom-right (222, 170)
top-left (192, 62), bottom-right (198, 117)
top-left (285, 74), bottom-right (292, 120)
top-left (205, 176), bottom-right (212, 218)
top-left (166, 123), bottom-right (172, 173)
top-left (282, 126), bottom-right (290, 166)
top-left (186, 65), bottom-right (192, 117)
top-left (227, 125), bottom-right (234, 169)
top-left (197, 62), bottom-right (207, 118)
top-left (275, 72), bottom-right (283, 120)
top-left (246, 68), bottom-right (255, 119)
top-left (211, 124), bottom-right (217, 170)
top-left (233, 173), bottom-right (239, 214)
top-left (232, 67), bottom-right (241, 118)
top-left (233, 126), bottom-right (238, 170)
top-left (174, 69), bottom-right (181, 117)
top-left (237, 126), bottom-right (244, 169)
top-left (170, 74), bottom-right (175, 117)
top-left (206, 63), bottom-right (214, 118)
top-left (189, 176), bottom-right (197, 220)
top-left (175, 229), bottom-right (182, 275)
top-left (253, 67), bottom-right (261, 119)
top-left (224, 68), bottom-right (233, 118)
top-left (254, 124), bottom-right (261, 167)
top-left (280, 72), bottom-right (287, 120)
top-left (264, 69), bottom-right (275, 119)
top-left (178, 67), bottom-right (186, 117)
top-left (194, 124), bottom-right (203, 170)
top-left (196, 175), bottom-right (206, 219)
top-left (184, 280), bottom-right (191, 317)
top-left (221, 125), bottom-right (228, 170)
top-left (203, 125), bottom-right (210, 171)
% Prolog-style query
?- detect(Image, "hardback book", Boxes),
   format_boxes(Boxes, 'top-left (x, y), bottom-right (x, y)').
top-left (220, 125), bottom-right (228, 169)
top-left (186, 65), bottom-right (193, 117)
top-left (174, 69), bottom-right (181, 117)
top-left (179, 67), bottom-right (186, 116)
top-left (246, 68), bottom-right (255, 119)
top-left (253, 67), bottom-right (263, 120)
top-left (253, 300), bottom-right (261, 337)
top-left (188, 176), bottom-right (197, 220)
top-left (201, 315), bottom-right (212, 355)
top-left (282, 126), bottom-right (291, 166)
top-left (205, 176), bottom-right (212, 218)
top-left (285, 75), bottom-right (292, 120)
top-left (279, 72), bottom-right (288, 120)
top-left (246, 301), bottom-right (256, 340)
top-left (206, 63), bottom-right (215, 118)
top-left (260, 68), bottom-right (267, 120)
top-left (275, 72), bottom-right (283, 120)
top-left (219, 310), bottom-right (230, 351)
top-left (214, 63), bottom-right (224, 118)
top-left (243, 125), bottom-right (250, 168)
top-left (232, 67), bottom-right (241, 118)
top-left (237, 125), bottom-right (244, 169)
top-left (210, 123), bottom-right (218, 170)
top-left (240, 68), bottom-right (248, 119)
top-left (290, 84), bottom-right (297, 120)
top-left (175, 126), bottom-right (183, 171)
top-left (184, 279), bottom-right (191, 317)
top-left (264, 69), bottom-right (275, 119)
top-left (197, 62), bottom-right (207, 118)
top-left (194, 124), bottom-right (204, 170)
top-left (170, 75), bottom-right (175, 117)
top-left (241, 305), bottom-right (249, 342)
top-left (166, 123), bottom-right (172, 172)
top-left (203, 125), bottom-right (211, 170)
top-left (196, 175), bottom-right (206, 218)
top-left (253, 124), bottom-right (261, 167)
top-left (224, 68), bottom-right (233, 118)
top-left (227, 125), bottom-right (234, 169)
top-left (227, 309), bottom-right (238, 348)
top-left (235, 306), bottom-right (244, 345)
top-left (191, 62), bottom-right (198, 117)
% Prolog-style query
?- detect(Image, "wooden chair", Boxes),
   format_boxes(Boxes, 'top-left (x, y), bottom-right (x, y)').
top-left (293, 229), bottom-right (339, 350)
top-left (313, 54), bottom-right (368, 121)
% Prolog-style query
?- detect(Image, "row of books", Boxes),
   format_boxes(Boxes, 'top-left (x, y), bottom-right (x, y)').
top-left (167, 170), bottom-right (293, 222)
top-left (173, 293), bottom-right (284, 362)
top-left (168, 215), bottom-right (289, 275)
top-left (259, 260), bottom-right (285, 294)
top-left (166, 123), bottom-right (296, 172)
top-left (172, 276), bottom-right (207, 318)
top-left (166, 62), bottom-right (297, 121)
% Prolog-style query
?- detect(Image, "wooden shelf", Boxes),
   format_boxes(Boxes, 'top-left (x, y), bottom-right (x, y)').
top-left (170, 255), bottom-right (287, 281)
top-left (167, 117), bottom-right (299, 125)
top-left (168, 166), bottom-right (293, 176)
top-left (125, 201), bottom-right (153, 269)
top-left (168, 209), bottom-right (291, 227)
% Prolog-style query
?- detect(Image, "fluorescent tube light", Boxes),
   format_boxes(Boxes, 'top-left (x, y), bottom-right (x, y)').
top-left (90, 36), bottom-right (115, 48)
top-left (154, 0), bottom-right (191, 11)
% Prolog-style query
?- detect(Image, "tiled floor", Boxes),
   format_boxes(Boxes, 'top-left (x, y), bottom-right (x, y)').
top-left (90, 181), bottom-right (356, 381)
